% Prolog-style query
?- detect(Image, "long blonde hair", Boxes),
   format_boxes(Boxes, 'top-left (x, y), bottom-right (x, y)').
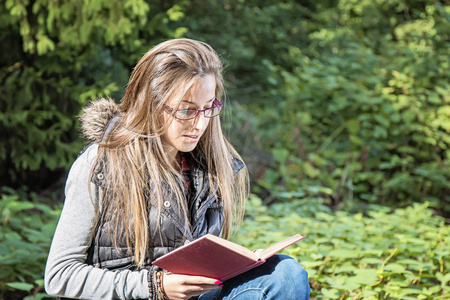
top-left (92, 39), bottom-right (249, 266)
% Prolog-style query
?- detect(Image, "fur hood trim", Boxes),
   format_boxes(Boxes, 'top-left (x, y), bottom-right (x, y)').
top-left (80, 98), bottom-right (120, 142)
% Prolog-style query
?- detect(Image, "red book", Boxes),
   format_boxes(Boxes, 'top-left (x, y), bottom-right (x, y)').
top-left (152, 234), bottom-right (306, 281)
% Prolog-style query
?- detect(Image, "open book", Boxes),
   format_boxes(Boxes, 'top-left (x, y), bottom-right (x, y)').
top-left (152, 234), bottom-right (305, 281)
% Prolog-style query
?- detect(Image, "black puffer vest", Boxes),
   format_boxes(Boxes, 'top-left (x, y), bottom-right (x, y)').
top-left (88, 152), bottom-right (243, 271)
top-left (80, 99), bottom-right (244, 272)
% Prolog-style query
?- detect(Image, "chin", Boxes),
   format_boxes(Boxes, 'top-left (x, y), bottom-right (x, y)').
top-left (178, 144), bottom-right (198, 153)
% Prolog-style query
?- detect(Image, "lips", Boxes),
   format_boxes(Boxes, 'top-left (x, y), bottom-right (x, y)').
top-left (183, 134), bottom-right (200, 141)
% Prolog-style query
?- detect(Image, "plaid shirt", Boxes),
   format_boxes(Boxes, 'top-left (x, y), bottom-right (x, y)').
top-left (180, 153), bottom-right (190, 192)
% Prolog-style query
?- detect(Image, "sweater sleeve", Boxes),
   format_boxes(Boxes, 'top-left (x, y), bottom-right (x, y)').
top-left (44, 144), bottom-right (149, 300)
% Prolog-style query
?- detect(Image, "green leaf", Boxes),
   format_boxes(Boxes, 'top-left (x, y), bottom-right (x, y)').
top-left (436, 272), bottom-right (450, 285)
top-left (329, 249), bottom-right (358, 259)
top-left (384, 263), bottom-right (407, 273)
top-left (332, 282), bottom-right (361, 291)
top-left (374, 114), bottom-right (390, 128)
top-left (272, 148), bottom-right (289, 163)
top-left (321, 288), bottom-right (340, 299)
top-left (346, 119), bottom-right (360, 134)
top-left (443, 273), bottom-right (450, 284)
top-left (6, 282), bottom-right (34, 291)
top-left (36, 35), bottom-right (55, 55)
top-left (302, 162), bottom-right (319, 179)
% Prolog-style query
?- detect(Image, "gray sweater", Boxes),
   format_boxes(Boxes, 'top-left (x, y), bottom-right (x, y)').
top-left (44, 144), bottom-right (149, 299)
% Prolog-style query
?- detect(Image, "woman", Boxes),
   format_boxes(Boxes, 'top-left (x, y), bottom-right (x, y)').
top-left (45, 38), bottom-right (310, 299)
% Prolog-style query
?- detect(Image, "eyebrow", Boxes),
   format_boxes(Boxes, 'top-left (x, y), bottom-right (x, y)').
top-left (181, 96), bottom-right (215, 105)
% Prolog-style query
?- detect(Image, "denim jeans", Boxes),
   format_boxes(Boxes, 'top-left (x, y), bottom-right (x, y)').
top-left (198, 255), bottom-right (310, 300)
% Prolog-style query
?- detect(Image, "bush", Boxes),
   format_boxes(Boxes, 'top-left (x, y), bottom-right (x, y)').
top-left (1, 188), bottom-right (448, 299)
top-left (0, 187), bottom-right (61, 299)
top-left (204, 0), bottom-right (450, 213)
top-left (233, 195), bottom-right (450, 299)
top-left (0, 0), bottom-right (183, 189)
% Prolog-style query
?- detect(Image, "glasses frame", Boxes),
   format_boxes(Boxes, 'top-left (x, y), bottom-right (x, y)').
top-left (163, 98), bottom-right (223, 120)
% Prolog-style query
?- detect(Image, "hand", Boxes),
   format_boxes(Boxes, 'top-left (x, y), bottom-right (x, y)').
top-left (162, 272), bottom-right (222, 300)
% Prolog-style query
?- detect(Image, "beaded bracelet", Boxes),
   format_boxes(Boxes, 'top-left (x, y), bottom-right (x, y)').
top-left (147, 266), bottom-right (157, 300)
top-left (155, 271), bottom-right (168, 299)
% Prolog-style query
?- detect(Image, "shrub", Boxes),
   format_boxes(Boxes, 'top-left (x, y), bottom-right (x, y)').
top-left (0, 0), bottom-right (183, 189)
top-left (1, 188), bottom-right (448, 299)
top-left (233, 195), bottom-right (450, 299)
top-left (0, 187), bottom-right (61, 299)
top-left (214, 0), bottom-right (450, 213)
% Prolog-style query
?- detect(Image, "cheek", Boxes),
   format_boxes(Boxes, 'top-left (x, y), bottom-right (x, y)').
top-left (166, 119), bottom-right (187, 137)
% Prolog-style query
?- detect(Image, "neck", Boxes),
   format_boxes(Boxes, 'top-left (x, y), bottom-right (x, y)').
top-left (166, 147), bottom-right (180, 169)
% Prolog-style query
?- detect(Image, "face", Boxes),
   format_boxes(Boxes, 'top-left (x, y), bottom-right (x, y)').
top-left (161, 74), bottom-right (216, 163)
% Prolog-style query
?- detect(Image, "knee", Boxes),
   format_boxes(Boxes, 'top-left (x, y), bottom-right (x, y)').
top-left (219, 255), bottom-right (310, 299)
top-left (270, 255), bottom-right (310, 298)
top-left (274, 255), bottom-right (308, 278)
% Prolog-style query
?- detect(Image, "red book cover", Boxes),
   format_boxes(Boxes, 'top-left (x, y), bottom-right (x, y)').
top-left (152, 234), bottom-right (305, 281)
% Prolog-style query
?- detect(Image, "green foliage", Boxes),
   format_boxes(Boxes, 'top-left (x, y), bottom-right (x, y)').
top-left (179, 0), bottom-right (450, 212)
top-left (1, 189), bottom-right (447, 299)
top-left (0, 0), bottom-right (186, 188)
top-left (2, 0), bottom-right (449, 209)
top-left (0, 187), bottom-right (61, 299)
top-left (1, 1), bottom-right (449, 297)
top-left (233, 195), bottom-right (450, 299)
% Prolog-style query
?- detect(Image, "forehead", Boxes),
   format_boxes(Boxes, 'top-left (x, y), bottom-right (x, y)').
top-left (167, 75), bottom-right (216, 106)
top-left (186, 75), bottom-right (216, 96)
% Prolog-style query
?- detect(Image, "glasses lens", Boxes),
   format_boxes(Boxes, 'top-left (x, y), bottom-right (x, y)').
top-left (175, 110), bottom-right (197, 120)
top-left (205, 106), bottom-right (222, 118)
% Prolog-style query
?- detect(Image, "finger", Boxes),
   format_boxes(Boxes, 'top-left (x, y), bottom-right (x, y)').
top-left (185, 284), bottom-right (222, 297)
top-left (168, 284), bottom-right (220, 299)
top-left (163, 273), bottom-right (222, 299)
top-left (175, 274), bottom-right (222, 285)
top-left (187, 275), bottom-right (221, 284)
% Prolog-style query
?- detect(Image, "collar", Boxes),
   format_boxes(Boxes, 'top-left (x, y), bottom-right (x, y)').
top-left (180, 153), bottom-right (190, 172)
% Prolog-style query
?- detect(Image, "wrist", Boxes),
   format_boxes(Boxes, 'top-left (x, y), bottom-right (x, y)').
top-left (155, 271), bottom-right (169, 299)
top-left (147, 266), bottom-right (157, 300)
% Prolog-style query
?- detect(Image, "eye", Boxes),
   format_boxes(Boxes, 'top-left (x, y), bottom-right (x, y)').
top-left (178, 110), bottom-right (190, 115)
top-left (176, 109), bottom-right (197, 119)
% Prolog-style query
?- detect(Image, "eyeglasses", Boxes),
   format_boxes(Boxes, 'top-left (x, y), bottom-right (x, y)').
top-left (163, 98), bottom-right (223, 120)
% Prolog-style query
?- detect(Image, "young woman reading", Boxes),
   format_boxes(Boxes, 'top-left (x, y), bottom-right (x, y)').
top-left (45, 38), bottom-right (310, 299)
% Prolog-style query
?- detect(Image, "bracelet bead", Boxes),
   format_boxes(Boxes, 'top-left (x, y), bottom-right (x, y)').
top-left (147, 266), bottom-right (157, 300)
top-left (155, 271), bottom-right (168, 299)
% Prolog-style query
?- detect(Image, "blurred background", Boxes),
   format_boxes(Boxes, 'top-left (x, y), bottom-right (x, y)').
top-left (1, 0), bottom-right (449, 299)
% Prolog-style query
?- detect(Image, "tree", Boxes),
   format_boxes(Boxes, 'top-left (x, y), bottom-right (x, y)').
top-left (0, 0), bottom-right (186, 188)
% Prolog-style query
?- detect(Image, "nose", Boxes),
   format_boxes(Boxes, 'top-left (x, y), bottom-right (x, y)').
top-left (191, 111), bottom-right (208, 131)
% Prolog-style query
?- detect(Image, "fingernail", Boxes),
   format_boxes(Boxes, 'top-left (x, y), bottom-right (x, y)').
top-left (215, 280), bottom-right (222, 284)
top-left (219, 284), bottom-right (224, 288)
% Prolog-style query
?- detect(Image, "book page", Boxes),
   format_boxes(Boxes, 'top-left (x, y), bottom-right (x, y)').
top-left (258, 234), bottom-right (306, 260)
top-left (206, 234), bottom-right (258, 260)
